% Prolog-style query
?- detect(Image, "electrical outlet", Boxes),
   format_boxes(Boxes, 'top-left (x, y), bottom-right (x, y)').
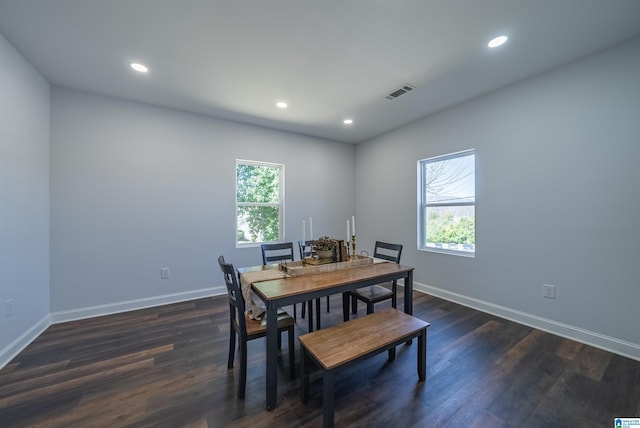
top-left (5, 299), bottom-right (14, 317)
top-left (161, 268), bottom-right (170, 279)
top-left (543, 284), bottom-right (556, 299)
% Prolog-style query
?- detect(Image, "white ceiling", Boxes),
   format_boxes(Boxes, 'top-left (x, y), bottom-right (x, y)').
top-left (2, 1), bottom-right (640, 144)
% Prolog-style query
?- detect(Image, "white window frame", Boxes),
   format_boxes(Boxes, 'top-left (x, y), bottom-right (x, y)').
top-left (235, 159), bottom-right (285, 247)
top-left (417, 149), bottom-right (475, 257)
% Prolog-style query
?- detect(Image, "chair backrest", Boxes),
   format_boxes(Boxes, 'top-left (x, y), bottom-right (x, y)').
top-left (218, 255), bottom-right (247, 334)
top-left (298, 240), bottom-right (314, 259)
top-left (261, 242), bottom-right (294, 265)
top-left (373, 241), bottom-right (403, 264)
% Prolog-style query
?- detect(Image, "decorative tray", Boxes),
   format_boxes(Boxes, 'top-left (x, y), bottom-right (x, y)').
top-left (280, 255), bottom-right (373, 276)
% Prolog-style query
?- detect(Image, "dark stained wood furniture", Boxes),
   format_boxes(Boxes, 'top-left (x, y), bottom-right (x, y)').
top-left (261, 242), bottom-right (305, 321)
top-left (218, 256), bottom-right (295, 399)
top-left (346, 241), bottom-right (403, 321)
top-left (299, 239), bottom-right (330, 319)
top-left (241, 262), bottom-right (415, 410)
top-left (299, 308), bottom-right (429, 428)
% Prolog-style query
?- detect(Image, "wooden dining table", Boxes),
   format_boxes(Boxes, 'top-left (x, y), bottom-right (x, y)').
top-left (237, 261), bottom-right (415, 411)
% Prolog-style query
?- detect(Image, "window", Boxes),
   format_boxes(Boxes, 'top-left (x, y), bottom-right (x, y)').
top-left (236, 160), bottom-right (284, 246)
top-left (418, 150), bottom-right (475, 256)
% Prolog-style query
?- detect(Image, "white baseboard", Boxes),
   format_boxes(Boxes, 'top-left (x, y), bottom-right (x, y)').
top-left (0, 286), bottom-right (226, 370)
top-left (0, 314), bottom-right (51, 369)
top-left (50, 286), bottom-right (226, 324)
top-left (413, 281), bottom-right (640, 361)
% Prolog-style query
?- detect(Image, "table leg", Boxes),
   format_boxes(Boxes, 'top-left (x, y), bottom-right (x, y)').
top-left (404, 269), bottom-right (413, 315)
top-left (418, 328), bottom-right (426, 381)
top-left (405, 270), bottom-right (414, 345)
top-left (265, 302), bottom-right (278, 410)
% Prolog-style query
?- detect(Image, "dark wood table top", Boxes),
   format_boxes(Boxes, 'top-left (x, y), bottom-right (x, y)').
top-left (247, 262), bottom-right (414, 301)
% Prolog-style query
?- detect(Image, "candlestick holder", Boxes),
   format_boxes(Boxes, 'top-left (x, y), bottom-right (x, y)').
top-left (301, 244), bottom-right (307, 265)
top-left (351, 235), bottom-right (356, 260)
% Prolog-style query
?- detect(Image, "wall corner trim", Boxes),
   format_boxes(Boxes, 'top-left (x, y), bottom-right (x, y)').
top-left (0, 314), bottom-right (52, 370)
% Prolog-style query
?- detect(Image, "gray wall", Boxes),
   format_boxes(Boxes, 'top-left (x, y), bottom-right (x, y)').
top-left (356, 37), bottom-right (640, 358)
top-left (0, 34), bottom-right (50, 362)
top-left (3, 31), bottom-right (640, 366)
top-left (50, 88), bottom-right (355, 316)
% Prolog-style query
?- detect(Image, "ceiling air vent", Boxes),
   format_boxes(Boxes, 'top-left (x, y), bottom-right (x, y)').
top-left (384, 84), bottom-right (416, 100)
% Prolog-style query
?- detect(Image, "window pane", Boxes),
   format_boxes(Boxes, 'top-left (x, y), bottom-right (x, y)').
top-left (425, 206), bottom-right (475, 251)
top-left (237, 205), bottom-right (280, 243)
top-left (425, 154), bottom-right (475, 204)
top-left (419, 150), bottom-right (475, 255)
top-left (236, 164), bottom-right (280, 203)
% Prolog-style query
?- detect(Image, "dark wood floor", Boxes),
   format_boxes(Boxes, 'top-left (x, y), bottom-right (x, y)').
top-left (1, 291), bottom-right (639, 427)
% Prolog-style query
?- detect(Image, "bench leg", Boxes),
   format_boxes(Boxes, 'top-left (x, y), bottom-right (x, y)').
top-left (418, 328), bottom-right (426, 381)
top-left (323, 371), bottom-right (335, 428)
top-left (300, 347), bottom-right (310, 403)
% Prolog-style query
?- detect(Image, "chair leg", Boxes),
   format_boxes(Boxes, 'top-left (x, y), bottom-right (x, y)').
top-left (392, 283), bottom-right (397, 308)
top-left (293, 303), bottom-right (297, 320)
top-left (326, 295), bottom-right (330, 313)
top-left (351, 293), bottom-right (358, 314)
top-left (238, 340), bottom-right (247, 399)
top-left (302, 300), bottom-right (307, 318)
top-left (315, 298), bottom-right (321, 330)
top-left (288, 326), bottom-right (295, 379)
top-left (342, 293), bottom-right (350, 322)
top-left (308, 301), bottom-right (314, 332)
top-left (278, 331), bottom-right (282, 349)
top-left (366, 302), bottom-right (374, 314)
top-left (228, 329), bottom-right (236, 369)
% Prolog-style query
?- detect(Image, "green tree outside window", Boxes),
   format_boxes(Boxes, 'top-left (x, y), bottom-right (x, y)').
top-left (236, 161), bottom-right (283, 244)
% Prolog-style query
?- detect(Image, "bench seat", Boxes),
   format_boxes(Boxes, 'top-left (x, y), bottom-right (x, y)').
top-left (299, 308), bottom-right (430, 428)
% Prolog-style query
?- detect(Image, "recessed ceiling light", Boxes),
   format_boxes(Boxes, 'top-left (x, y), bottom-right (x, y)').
top-left (488, 35), bottom-right (508, 48)
top-left (343, 119), bottom-right (353, 125)
top-left (276, 101), bottom-right (288, 109)
top-left (130, 63), bottom-right (148, 73)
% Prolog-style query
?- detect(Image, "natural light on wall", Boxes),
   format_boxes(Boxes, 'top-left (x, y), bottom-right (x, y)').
top-left (418, 149), bottom-right (475, 256)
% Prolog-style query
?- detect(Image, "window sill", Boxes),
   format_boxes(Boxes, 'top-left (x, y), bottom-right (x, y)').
top-left (419, 247), bottom-right (475, 258)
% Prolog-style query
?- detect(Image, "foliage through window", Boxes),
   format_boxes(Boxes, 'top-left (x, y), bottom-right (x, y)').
top-left (418, 150), bottom-right (475, 255)
top-left (236, 160), bottom-right (283, 245)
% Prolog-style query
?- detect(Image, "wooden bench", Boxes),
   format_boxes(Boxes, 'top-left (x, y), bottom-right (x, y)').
top-left (299, 308), bottom-right (430, 428)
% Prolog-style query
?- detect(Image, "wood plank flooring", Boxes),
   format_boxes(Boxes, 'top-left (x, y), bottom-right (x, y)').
top-left (1, 291), bottom-right (639, 427)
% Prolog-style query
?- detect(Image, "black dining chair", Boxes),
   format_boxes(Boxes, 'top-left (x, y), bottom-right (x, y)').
top-left (261, 242), bottom-right (295, 265)
top-left (298, 240), bottom-right (325, 331)
top-left (344, 241), bottom-right (403, 321)
top-left (218, 255), bottom-right (295, 399)
top-left (260, 242), bottom-right (301, 320)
